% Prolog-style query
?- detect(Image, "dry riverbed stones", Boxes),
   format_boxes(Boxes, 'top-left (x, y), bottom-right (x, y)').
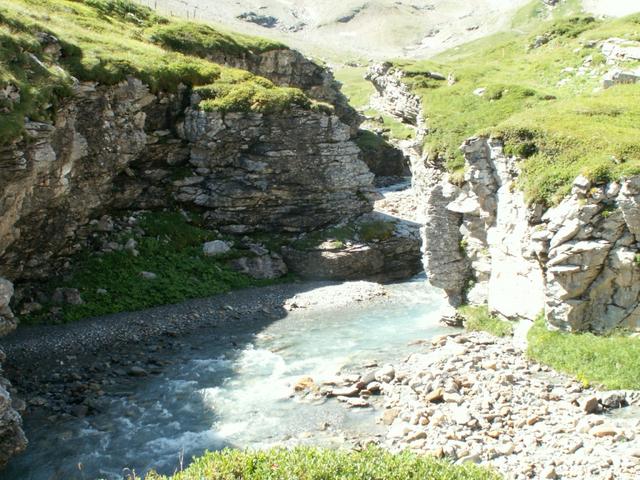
top-left (298, 331), bottom-right (640, 479)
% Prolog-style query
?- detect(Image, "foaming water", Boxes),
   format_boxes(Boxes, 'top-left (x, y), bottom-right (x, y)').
top-left (4, 277), bottom-right (452, 480)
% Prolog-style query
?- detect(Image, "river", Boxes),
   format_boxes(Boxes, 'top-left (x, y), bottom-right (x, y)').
top-left (3, 276), bottom-right (454, 480)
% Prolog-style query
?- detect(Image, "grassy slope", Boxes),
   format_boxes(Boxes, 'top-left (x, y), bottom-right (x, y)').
top-left (393, 0), bottom-right (640, 204)
top-left (0, 0), bottom-right (310, 145)
top-left (527, 318), bottom-right (640, 390)
top-left (140, 447), bottom-right (499, 480)
top-left (458, 306), bottom-right (640, 390)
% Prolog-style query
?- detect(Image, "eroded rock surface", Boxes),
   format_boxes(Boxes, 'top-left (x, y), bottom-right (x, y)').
top-left (0, 278), bottom-right (27, 467)
top-left (446, 138), bottom-right (640, 332)
top-left (180, 107), bottom-right (374, 233)
top-left (368, 62), bottom-right (640, 332)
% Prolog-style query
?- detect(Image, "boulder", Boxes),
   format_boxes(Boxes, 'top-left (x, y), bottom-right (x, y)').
top-left (229, 254), bottom-right (288, 280)
top-left (203, 240), bottom-right (232, 257)
top-left (51, 288), bottom-right (84, 306)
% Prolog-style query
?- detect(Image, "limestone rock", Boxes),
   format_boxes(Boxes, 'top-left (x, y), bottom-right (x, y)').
top-left (0, 279), bottom-right (27, 467)
top-left (0, 279), bottom-right (17, 337)
top-left (229, 254), bottom-right (288, 280)
top-left (180, 108), bottom-right (374, 233)
top-left (203, 240), bottom-right (232, 257)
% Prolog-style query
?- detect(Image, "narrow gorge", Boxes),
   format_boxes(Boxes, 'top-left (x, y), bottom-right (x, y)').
top-left (1, 0), bottom-right (639, 479)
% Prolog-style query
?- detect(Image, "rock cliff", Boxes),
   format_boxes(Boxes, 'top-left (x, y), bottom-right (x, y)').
top-left (450, 138), bottom-right (640, 332)
top-left (207, 48), bottom-right (361, 135)
top-left (0, 279), bottom-right (27, 467)
top-left (179, 106), bottom-right (373, 233)
top-left (0, 76), bottom-right (372, 281)
top-left (367, 63), bottom-right (640, 332)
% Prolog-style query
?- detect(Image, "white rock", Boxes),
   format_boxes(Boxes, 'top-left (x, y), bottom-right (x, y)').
top-left (203, 240), bottom-right (232, 256)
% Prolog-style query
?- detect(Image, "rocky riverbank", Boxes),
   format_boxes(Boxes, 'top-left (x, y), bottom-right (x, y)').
top-left (320, 330), bottom-right (640, 479)
top-left (2, 281), bottom-right (388, 421)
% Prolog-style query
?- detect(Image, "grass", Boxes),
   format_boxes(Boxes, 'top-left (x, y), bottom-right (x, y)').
top-left (196, 75), bottom-right (310, 114)
top-left (391, 3), bottom-right (640, 204)
top-left (140, 446), bottom-right (500, 480)
top-left (334, 66), bottom-right (375, 110)
top-left (458, 305), bottom-right (514, 338)
top-left (21, 211), bottom-right (290, 324)
top-left (146, 20), bottom-right (285, 58)
top-left (0, 0), bottom-right (309, 144)
top-left (527, 317), bottom-right (640, 390)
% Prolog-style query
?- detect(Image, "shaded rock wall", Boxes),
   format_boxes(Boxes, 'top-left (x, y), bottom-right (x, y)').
top-left (0, 85), bottom-right (371, 281)
top-left (0, 278), bottom-right (27, 468)
top-left (179, 107), bottom-right (374, 233)
top-left (0, 79), bottom-right (160, 280)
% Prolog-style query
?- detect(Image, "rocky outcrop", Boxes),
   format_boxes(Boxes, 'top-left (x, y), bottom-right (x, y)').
top-left (282, 214), bottom-right (422, 282)
top-left (0, 85), bottom-right (373, 281)
top-left (207, 48), bottom-right (361, 134)
top-left (444, 137), bottom-right (640, 332)
top-left (179, 106), bottom-right (374, 233)
top-left (365, 63), bottom-right (424, 126)
top-left (0, 78), bottom-right (162, 280)
top-left (367, 62), bottom-right (640, 332)
top-left (0, 278), bottom-right (27, 468)
top-left (412, 155), bottom-right (469, 307)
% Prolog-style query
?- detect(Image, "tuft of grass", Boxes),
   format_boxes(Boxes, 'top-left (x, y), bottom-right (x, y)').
top-left (146, 21), bottom-right (285, 58)
top-left (458, 305), bottom-right (513, 337)
top-left (21, 211), bottom-right (290, 324)
top-left (0, 0), bottom-right (308, 144)
top-left (391, 10), bottom-right (640, 205)
top-left (140, 446), bottom-right (500, 480)
top-left (198, 78), bottom-right (310, 114)
top-left (527, 317), bottom-right (640, 390)
top-left (359, 220), bottom-right (396, 242)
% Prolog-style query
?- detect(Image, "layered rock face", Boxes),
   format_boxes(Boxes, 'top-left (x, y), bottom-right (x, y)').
top-left (179, 107), bottom-right (374, 233)
top-left (282, 214), bottom-right (422, 282)
top-left (444, 137), bottom-right (640, 332)
top-left (0, 78), bottom-right (159, 280)
top-left (366, 63), bottom-right (423, 126)
top-left (0, 80), bottom-right (372, 280)
top-left (0, 279), bottom-right (27, 467)
top-left (208, 48), bottom-right (361, 134)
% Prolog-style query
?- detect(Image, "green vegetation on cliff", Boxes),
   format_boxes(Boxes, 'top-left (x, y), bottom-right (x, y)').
top-left (22, 212), bottom-right (290, 324)
top-left (394, 1), bottom-right (640, 204)
top-left (140, 446), bottom-right (499, 480)
top-left (0, 0), bottom-right (308, 144)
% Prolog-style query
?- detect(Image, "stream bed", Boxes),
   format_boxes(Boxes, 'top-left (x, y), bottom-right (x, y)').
top-left (3, 277), bottom-right (453, 480)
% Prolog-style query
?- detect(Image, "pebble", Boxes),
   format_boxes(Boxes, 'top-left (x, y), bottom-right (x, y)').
top-left (127, 366), bottom-right (149, 377)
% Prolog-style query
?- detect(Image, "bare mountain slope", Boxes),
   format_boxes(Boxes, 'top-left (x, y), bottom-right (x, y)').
top-left (135, 0), bottom-right (640, 61)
